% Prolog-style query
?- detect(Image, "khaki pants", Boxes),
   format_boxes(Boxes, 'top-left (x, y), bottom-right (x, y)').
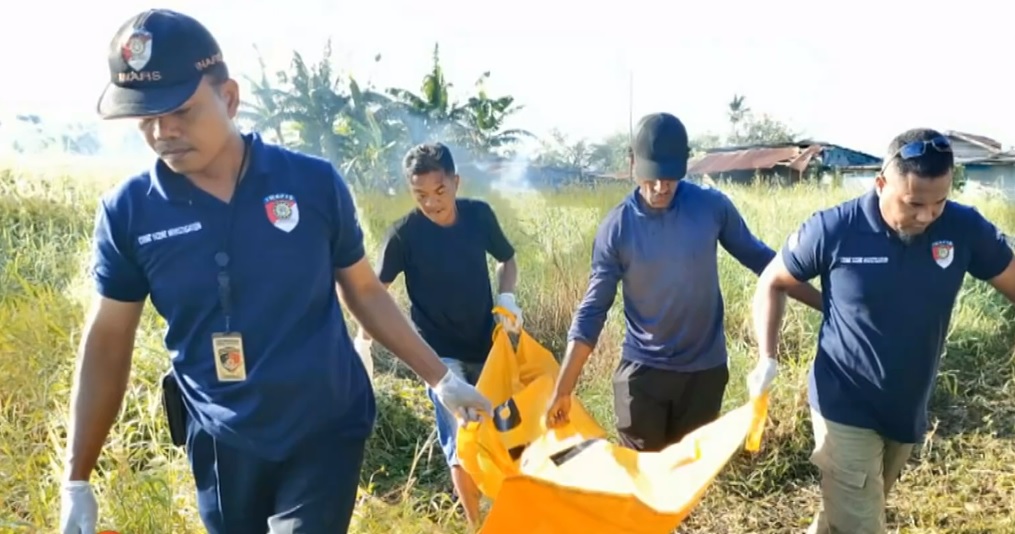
top-left (806, 410), bottom-right (915, 534)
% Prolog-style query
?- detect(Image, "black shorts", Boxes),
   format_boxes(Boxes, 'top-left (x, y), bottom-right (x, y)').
top-left (612, 359), bottom-right (730, 452)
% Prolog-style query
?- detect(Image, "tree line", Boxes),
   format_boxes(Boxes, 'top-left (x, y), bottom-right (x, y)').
top-left (237, 41), bottom-right (799, 191)
top-left (0, 41), bottom-right (799, 189)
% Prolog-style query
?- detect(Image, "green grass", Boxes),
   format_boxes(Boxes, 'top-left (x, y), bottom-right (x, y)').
top-left (2, 158), bottom-right (1014, 533)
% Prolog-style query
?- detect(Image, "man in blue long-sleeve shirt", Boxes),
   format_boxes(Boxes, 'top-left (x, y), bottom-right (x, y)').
top-left (545, 112), bottom-right (822, 451)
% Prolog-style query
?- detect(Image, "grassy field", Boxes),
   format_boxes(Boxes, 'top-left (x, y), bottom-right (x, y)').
top-left (1, 156), bottom-right (1014, 534)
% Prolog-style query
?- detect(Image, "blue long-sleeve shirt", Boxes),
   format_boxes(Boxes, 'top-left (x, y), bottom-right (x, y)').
top-left (567, 182), bottom-right (775, 372)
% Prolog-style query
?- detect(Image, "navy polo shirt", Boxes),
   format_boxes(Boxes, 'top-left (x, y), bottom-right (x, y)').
top-left (376, 198), bottom-right (515, 364)
top-left (90, 133), bottom-right (376, 461)
top-left (782, 188), bottom-right (1013, 444)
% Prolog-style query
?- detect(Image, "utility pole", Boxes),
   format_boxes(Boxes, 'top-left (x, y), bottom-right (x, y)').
top-left (628, 70), bottom-right (635, 181)
top-left (628, 70), bottom-right (634, 145)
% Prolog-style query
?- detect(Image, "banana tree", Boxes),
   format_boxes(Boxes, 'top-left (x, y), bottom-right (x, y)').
top-left (337, 109), bottom-right (400, 191)
top-left (274, 40), bottom-right (349, 162)
top-left (334, 73), bottom-right (408, 189)
top-left (386, 43), bottom-right (469, 145)
top-left (460, 71), bottom-right (534, 155)
top-left (237, 45), bottom-right (288, 145)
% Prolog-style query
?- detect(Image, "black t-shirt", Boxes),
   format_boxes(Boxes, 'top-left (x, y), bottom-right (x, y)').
top-left (377, 198), bottom-right (515, 363)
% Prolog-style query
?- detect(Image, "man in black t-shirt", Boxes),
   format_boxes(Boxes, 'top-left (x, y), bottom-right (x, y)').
top-left (355, 142), bottom-right (522, 526)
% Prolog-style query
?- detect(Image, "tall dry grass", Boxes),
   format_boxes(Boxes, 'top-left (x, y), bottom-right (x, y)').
top-left (1, 160), bottom-right (1013, 533)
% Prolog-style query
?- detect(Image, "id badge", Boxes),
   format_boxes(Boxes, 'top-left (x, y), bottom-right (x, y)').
top-left (212, 332), bottom-right (247, 382)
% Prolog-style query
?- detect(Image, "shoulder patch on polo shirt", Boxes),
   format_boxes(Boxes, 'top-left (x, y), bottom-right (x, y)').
top-left (931, 239), bottom-right (954, 269)
top-left (264, 193), bottom-right (300, 233)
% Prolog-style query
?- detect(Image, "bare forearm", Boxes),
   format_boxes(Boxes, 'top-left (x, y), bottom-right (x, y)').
top-left (344, 283), bottom-right (446, 386)
top-left (495, 258), bottom-right (518, 294)
top-left (785, 282), bottom-right (822, 312)
top-left (554, 339), bottom-right (595, 395)
top-left (351, 283), bottom-right (391, 342)
top-left (752, 283), bottom-right (788, 362)
top-left (64, 339), bottom-right (132, 481)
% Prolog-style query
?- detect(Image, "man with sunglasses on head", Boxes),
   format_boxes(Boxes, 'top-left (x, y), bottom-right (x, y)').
top-left (750, 127), bottom-right (1015, 533)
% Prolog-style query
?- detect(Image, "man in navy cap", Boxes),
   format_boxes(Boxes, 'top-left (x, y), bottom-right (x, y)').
top-left (58, 9), bottom-right (492, 534)
top-left (544, 112), bottom-right (822, 452)
top-left (751, 128), bottom-right (1015, 533)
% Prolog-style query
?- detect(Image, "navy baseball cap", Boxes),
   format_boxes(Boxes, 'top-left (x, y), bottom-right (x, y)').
top-left (632, 113), bottom-right (690, 180)
top-left (97, 9), bottom-right (226, 119)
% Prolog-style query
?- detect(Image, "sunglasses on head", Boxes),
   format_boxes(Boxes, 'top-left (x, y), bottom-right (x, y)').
top-left (880, 135), bottom-right (952, 175)
top-left (894, 135), bottom-right (952, 160)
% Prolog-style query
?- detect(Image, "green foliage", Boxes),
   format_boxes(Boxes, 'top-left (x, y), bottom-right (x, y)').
top-left (686, 94), bottom-right (800, 152)
top-left (238, 42), bottom-right (531, 193)
top-left (239, 42), bottom-right (808, 193)
top-left (3, 163), bottom-right (1015, 533)
top-left (953, 164), bottom-right (968, 192)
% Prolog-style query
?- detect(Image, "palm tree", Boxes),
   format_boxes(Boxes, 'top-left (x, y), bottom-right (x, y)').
top-left (727, 94), bottom-right (750, 144)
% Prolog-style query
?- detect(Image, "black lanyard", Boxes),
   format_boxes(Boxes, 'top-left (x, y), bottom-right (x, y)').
top-left (213, 140), bottom-right (250, 332)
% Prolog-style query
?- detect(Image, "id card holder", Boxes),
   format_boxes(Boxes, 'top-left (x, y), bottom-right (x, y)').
top-left (212, 332), bottom-right (247, 382)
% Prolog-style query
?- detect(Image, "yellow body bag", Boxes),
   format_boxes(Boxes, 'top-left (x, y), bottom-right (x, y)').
top-left (456, 308), bottom-right (770, 534)
top-left (479, 395), bottom-right (768, 533)
top-left (456, 309), bottom-right (606, 499)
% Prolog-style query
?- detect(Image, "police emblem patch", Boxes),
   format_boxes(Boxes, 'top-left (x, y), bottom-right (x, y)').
top-left (121, 29), bottom-right (153, 71)
top-left (264, 194), bottom-right (300, 233)
top-left (931, 240), bottom-right (954, 269)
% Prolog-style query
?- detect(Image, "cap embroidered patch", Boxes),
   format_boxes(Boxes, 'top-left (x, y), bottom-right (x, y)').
top-left (122, 30), bottom-right (153, 71)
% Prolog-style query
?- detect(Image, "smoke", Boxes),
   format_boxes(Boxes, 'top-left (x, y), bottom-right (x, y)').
top-left (383, 105), bottom-right (539, 196)
top-left (492, 150), bottom-right (536, 193)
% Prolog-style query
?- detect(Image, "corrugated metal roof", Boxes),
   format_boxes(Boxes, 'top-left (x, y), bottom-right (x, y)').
top-left (960, 151), bottom-right (1015, 165)
top-left (688, 145), bottom-right (822, 175)
top-left (946, 130), bottom-right (1003, 151)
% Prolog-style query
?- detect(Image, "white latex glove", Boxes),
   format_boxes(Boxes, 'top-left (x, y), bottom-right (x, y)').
top-left (431, 369), bottom-right (493, 423)
top-left (59, 481), bottom-right (97, 534)
top-left (747, 357), bottom-right (779, 398)
top-left (353, 333), bottom-right (374, 380)
top-left (496, 293), bottom-right (523, 333)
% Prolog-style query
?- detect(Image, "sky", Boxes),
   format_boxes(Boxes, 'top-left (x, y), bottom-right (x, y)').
top-left (2, 0), bottom-right (1013, 157)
